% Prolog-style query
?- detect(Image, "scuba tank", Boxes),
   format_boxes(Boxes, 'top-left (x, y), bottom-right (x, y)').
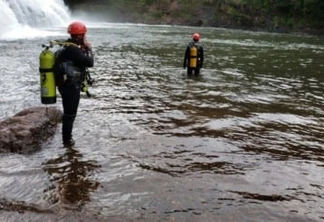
top-left (189, 44), bottom-right (198, 68)
top-left (39, 39), bottom-right (95, 101)
top-left (39, 45), bottom-right (56, 104)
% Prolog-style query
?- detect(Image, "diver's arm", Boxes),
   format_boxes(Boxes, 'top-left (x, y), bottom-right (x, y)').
top-left (70, 46), bottom-right (94, 68)
top-left (183, 46), bottom-right (190, 68)
top-left (199, 46), bottom-right (204, 68)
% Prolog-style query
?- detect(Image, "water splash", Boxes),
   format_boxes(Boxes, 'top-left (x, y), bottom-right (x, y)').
top-left (0, 0), bottom-right (71, 40)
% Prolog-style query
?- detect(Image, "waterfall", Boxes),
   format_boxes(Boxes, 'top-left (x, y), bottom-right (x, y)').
top-left (0, 0), bottom-right (71, 39)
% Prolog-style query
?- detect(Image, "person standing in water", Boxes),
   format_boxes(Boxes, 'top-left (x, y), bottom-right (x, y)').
top-left (55, 21), bottom-right (94, 147)
top-left (183, 33), bottom-right (204, 75)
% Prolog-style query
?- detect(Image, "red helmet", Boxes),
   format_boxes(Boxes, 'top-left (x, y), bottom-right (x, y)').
top-left (67, 21), bottom-right (87, 35)
top-left (192, 33), bottom-right (200, 41)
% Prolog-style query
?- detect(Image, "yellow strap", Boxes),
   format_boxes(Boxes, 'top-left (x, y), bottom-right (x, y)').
top-left (50, 40), bottom-right (79, 48)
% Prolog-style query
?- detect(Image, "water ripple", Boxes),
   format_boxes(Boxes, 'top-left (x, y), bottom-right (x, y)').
top-left (1, 25), bottom-right (324, 221)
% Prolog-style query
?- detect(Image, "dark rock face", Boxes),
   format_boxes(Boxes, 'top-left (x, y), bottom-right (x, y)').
top-left (0, 107), bottom-right (63, 153)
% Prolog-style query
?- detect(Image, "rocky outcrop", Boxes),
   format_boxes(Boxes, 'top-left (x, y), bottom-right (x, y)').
top-left (0, 107), bottom-right (63, 153)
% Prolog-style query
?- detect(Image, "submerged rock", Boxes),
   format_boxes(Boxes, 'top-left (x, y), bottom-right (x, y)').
top-left (0, 106), bottom-right (63, 153)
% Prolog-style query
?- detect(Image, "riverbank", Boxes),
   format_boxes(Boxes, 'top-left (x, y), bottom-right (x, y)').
top-left (67, 1), bottom-right (324, 35)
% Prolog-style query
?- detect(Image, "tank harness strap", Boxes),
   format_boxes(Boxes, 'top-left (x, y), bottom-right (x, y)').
top-left (39, 68), bottom-right (54, 73)
top-left (50, 40), bottom-right (79, 48)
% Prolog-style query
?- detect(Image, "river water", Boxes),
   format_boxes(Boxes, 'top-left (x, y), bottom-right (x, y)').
top-left (0, 23), bottom-right (324, 221)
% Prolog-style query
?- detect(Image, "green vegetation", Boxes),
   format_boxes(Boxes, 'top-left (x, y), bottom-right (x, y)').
top-left (64, 0), bottom-right (324, 34)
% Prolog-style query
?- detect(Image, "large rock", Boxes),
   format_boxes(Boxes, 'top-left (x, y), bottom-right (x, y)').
top-left (0, 106), bottom-right (63, 153)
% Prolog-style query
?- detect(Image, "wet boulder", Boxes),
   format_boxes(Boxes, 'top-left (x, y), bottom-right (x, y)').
top-left (0, 106), bottom-right (62, 153)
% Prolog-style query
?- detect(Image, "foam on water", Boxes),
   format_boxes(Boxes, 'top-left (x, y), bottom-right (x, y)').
top-left (0, 0), bottom-right (71, 40)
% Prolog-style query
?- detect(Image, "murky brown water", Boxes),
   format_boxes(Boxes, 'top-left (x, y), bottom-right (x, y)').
top-left (0, 24), bottom-right (324, 221)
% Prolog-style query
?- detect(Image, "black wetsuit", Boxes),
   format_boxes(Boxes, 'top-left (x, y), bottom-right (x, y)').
top-left (183, 41), bottom-right (204, 75)
top-left (56, 39), bottom-right (94, 144)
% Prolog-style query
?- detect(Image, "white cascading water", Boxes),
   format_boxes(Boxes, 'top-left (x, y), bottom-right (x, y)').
top-left (0, 0), bottom-right (71, 39)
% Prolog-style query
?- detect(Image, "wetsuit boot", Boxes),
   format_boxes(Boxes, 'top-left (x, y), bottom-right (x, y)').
top-left (62, 114), bottom-right (76, 146)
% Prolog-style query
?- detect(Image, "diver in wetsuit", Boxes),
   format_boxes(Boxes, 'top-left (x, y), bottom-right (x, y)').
top-left (55, 21), bottom-right (94, 147)
top-left (183, 33), bottom-right (204, 75)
